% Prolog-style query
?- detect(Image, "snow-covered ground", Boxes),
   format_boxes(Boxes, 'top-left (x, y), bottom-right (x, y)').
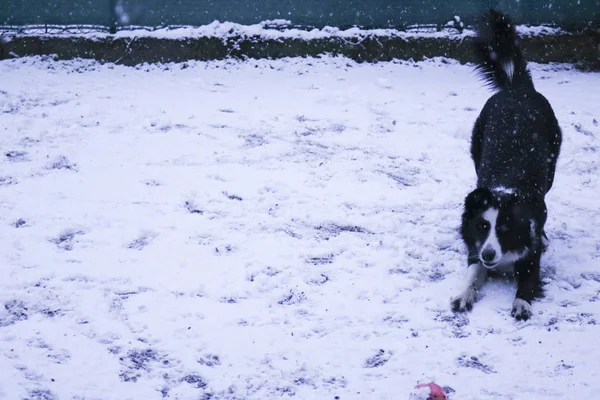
top-left (0, 55), bottom-right (599, 400)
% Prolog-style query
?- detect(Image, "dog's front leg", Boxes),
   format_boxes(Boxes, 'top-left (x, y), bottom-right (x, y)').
top-left (451, 262), bottom-right (487, 312)
top-left (511, 256), bottom-right (542, 321)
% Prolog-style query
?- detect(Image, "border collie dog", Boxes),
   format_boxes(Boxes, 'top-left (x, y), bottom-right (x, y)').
top-left (451, 9), bottom-right (562, 320)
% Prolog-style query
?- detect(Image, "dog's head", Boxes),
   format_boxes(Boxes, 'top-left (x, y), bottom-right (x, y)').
top-left (460, 187), bottom-right (546, 269)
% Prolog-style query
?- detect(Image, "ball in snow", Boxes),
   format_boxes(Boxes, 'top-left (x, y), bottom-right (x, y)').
top-left (409, 383), bottom-right (447, 400)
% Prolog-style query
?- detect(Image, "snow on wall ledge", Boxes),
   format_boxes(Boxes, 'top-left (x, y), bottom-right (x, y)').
top-left (0, 20), bottom-right (597, 67)
top-left (0, 19), bottom-right (567, 41)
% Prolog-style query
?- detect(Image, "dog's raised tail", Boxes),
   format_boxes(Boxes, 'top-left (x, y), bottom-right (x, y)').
top-left (473, 9), bottom-right (534, 91)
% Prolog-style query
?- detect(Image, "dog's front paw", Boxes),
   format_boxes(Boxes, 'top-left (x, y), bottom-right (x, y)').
top-left (451, 288), bottom-right (476, 312)
top-left (511, 298), bottom-right (532, 321)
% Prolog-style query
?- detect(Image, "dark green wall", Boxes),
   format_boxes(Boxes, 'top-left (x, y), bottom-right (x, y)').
top-left (2, 1), bottom-right (113, 26)
top-left (1, 0), bottom-right (599, 31)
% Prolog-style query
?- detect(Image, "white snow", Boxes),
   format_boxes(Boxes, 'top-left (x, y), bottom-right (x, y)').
top-left (409, 385), bottom-right (433, 400)
top-left (492, 186), bottom-right (515, 195)
top-left (0, 56), bottom-right (599, 400)
top-left (0, 20), bottom-right (566, 41)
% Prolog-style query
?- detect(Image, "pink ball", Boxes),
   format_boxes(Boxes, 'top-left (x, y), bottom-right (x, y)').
top-left (415, 383), bottom-right (447, 400)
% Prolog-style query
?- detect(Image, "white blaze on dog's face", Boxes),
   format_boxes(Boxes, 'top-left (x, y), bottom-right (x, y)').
top-left (479, 208), bottom-right (502, 267)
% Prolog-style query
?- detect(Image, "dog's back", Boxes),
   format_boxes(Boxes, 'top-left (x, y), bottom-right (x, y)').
top-left (470, 10), bottom-right (562, 197)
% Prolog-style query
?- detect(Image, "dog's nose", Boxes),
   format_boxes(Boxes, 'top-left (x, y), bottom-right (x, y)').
top-left (481, 247), bottom-right (496, 263)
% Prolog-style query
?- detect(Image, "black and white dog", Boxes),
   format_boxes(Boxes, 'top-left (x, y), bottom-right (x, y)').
top-left (451, 9), bottom-right (562, 320)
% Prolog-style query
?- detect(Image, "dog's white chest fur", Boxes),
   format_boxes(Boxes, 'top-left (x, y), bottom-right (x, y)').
top-left (488, 260), bottom-right (515, 274)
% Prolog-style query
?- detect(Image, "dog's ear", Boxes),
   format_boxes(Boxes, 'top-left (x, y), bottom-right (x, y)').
top-left (513, 196), bottom-right (547, 225)
top-left (464, 187), bottom-right (492, 211)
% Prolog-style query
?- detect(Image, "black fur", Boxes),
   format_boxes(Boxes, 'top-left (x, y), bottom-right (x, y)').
top-left (457, 9), bottom-right (562, 320)
top-left (472, 9), bottom-right (533, 92)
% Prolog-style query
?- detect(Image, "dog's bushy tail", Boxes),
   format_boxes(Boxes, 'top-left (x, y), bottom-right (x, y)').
top-left (473, 9), bottom-right (534, 91)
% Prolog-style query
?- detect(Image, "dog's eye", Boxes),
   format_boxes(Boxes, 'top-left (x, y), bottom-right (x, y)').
top-left (499, 224), bottom-right (510, 233)
top-left (477, 221), bottom-right (490, 231)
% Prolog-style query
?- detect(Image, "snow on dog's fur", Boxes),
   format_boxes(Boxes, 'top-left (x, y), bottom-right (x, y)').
top-left (451, 9), bottom-right (563, 320)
